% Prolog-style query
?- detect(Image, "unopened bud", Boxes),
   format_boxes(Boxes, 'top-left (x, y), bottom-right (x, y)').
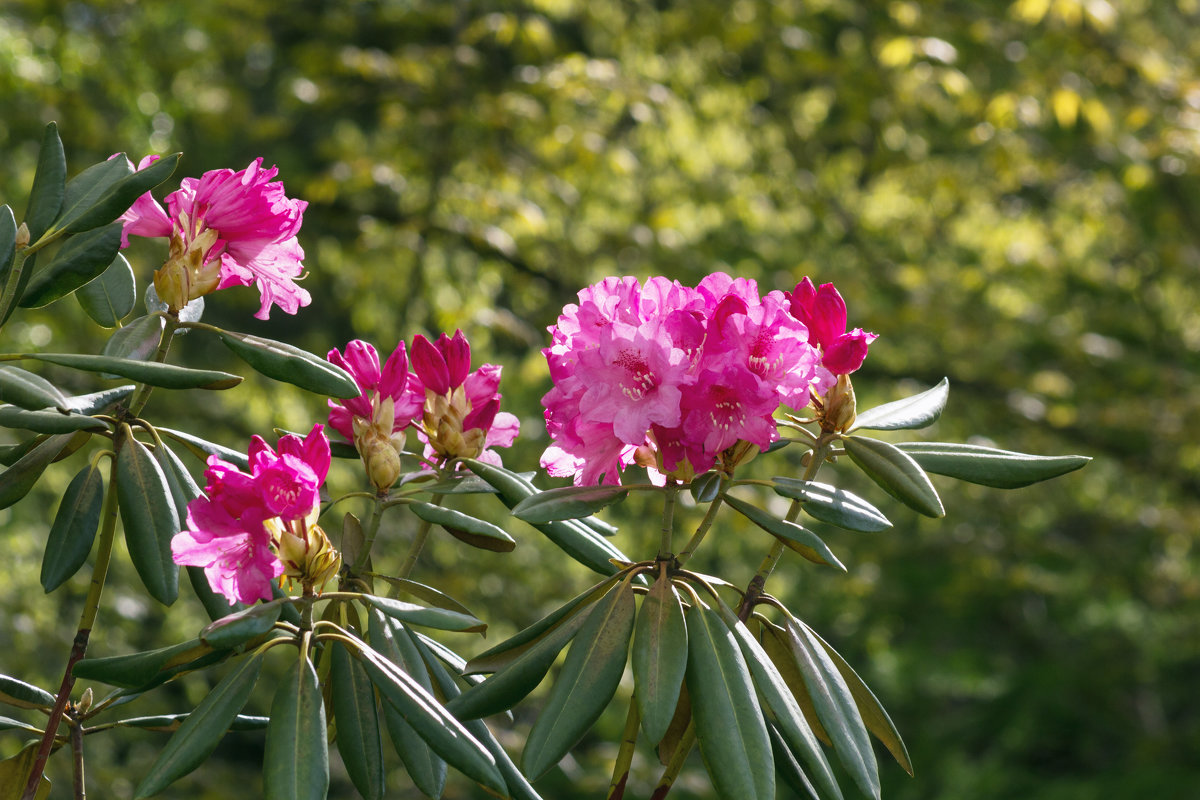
top-left (823, 373), bottom-right (857, 433)
top-left (15, 222), bottom-right (30, 249)
top-left (78, 687), bottom-right (93, 715)
top-left (277, 521), bottom-right (342, 594)
top-left (365, 440), bottom-right (402, 491)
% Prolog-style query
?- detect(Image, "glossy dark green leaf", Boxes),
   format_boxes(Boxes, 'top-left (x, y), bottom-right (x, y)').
top-left (73, 638), bottom-right (214, 689)
top-left (0, 716), bottom-right (43, 734)
top-left (62, 385), bottom-right (135, 415)
top-left (0, 404), bottom-right (107, 434)
top-left (77, 253), bottom-right (136, 327)
top-left (723, 494), bottom-right (846, 571)
top-left (20, 222), bottom-right (124, 308)
top-left (157, 426), bottom-right (249, 469)
top-left (113, 714), bottom-right (268, 732)
top-left (511, 484), bottom-right (630, 523)
top-left (40, 460), bottom-right (105, 592)
top-left (850, 378), bottom-right (949, 432)
top-left (771, 479), bottom-right (893, 532)
top-left (408, 500), bottom-right (516, 553)
top-left (364, 594), bottom-right (485, 633)
top-left (187, 566), bottom-right (239, 622)
top-left (217, 331), bottom-right (359, 398)
top-left (632, 575), bottom-right (688, 744)
top-left (523, 579), bottom-right (636, 779)
top-left (117, 436), bottom-right (180, 605)
top-left (781, 617), bottom-right (880, 800)
top-left (356, 641), bottom-right (506, 793)
top-left (895, 441), bottom-right (1091, 489)
top-left (0, 205), bottom-right (16, 288)
top-left (770, 723), bottom-right (822, 800)
top-left (56, 153), bottom-right (180, 235)
top-left (842, 435), bottom-right (945, 518)
top-left (263, 657), bottom-right (329, 800)
top-left (374, 577), bottom-right (480, 623)
top-left (0, 365), bottom-right (67, 411)
top-left (0, 433), bottom-right (72, 510)
top-left (200, 600), bottom-right (283, 649)
top-left (23, 122), bottom-right (66, 243)
top-left (689, 471), bottom-right (723, 503)
top-left (462, 458), bottom-right (630, 576)
top-left (331, 642), bottom-right (385, 800)
top-left (0, 674), bottom-right (56, 710)
top-left (101, 314), bottom-right (165, 364)
top-left (132, 652), bottom-right (262, 798)
top-left (27, 352), bottom-right (242, 390)
top-left (685, 601), bottom-right (774, 800)
top-left (152, 439), bottom-right (201, 529)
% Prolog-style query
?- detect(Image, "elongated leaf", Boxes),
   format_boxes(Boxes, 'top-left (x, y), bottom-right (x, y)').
top-left (511, 484), bottom-right (630, 523)
top-left (41, 460), bottom-right (105, 592)
top-left (760, 625), bottom-right (831, 747)
top-left (689, 471), bottom-right (723, 503)
top-left (356, 641), bottom-right (506, 793)
top-left (842, 435), bottom-right (944, 518)
top-left (374, 577), bottom-right (480, 623)
top-left (771, 479), bottom-right (892, 532)
top-left (781, 617), bottom-right (880, 800)
top-left (0, 365), bottom-right (67, 411)
top-left (0, 404), bottom-right (107, 434)
top-left (217, 331), bottom-right (359, 398)
top-left (77, 253), bottom-right (136, 326)
top-left (20, 222), bottom-right (124, 308)
top-left (117, 436), bottom-right (180, 605)
top-left (152, 439), bottom-right (201, 529)
top-left (56, 152), bottom-right (180, 235)
top-left (133, 652), bottom-right (263, 798)
top-left (24, 122), bottom-right (66, 242)
top-left (157, 426), bottom-right (249, 469)
top-left (200, 600), bottom-right (283, 649)
top-left (723, 494), bottom-right (846, 571)
top-left (685, 601), bottom-right (774, 800)
top-left (101, 314), bottom-right (165, 364)
top-left (62, 385), bottom-right (135, 415)
top-left (263, 657), bottom-right (328, 800)
top-left (74, 639), bottom-right (215, 690)
top-left (408, 501), bottom-right (515, 552)
top-left (0, 205), bottom-right (16, 289)
top-left (523, 579), bottom-right (636, 779)
top-left (851, 378), bottom-right (948, 431)
top-left (807, 626), bottom-right (912, 776)
top-left (0, 741), bottom-right (52, 800)
top-left (49, 157), bottom-right (131, 235)
top-left (114, 714), bottom-right (268, 732)
top-left (632, 575), bottom-right (688, 744)
top-left (0, 433), bottom-right (71, 510)
top-left (26, 352), bottom-right (241, 390)
top-left (331, 642), bottom-right (385, 800)
top-left (895, 441), bottom-right (1090, 489)
top-left (770, 723), bottom-right (822, 800)
top-left (364, 594), bottom-right (485, 633)
top-left (0, 674), bottom-right (56, 710)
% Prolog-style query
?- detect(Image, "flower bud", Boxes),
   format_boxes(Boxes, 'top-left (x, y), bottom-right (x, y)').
top-left (276, 520), bottom-right (341, 594)
top-left (822, 373), bottom-right (857, 433)
top-left (152, 225), bottom-right (221, 313)
top-left (365, 439), bottom-right (402, 491)
top-left (15, 222), bottom-right (30, 249)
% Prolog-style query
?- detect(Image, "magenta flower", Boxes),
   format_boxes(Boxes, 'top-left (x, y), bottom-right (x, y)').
top-left (326, 339), bottom-right (424, 443)
top-left (787, 278), bottom-right (878, 384)
top-left (120, 157), bottom-right (310, 319)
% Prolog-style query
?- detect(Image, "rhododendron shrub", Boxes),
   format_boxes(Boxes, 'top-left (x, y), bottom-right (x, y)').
top-left (0, 124), bottom-right (1089, 800)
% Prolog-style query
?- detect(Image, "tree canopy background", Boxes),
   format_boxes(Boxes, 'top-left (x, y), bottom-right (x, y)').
top-left (2, 0), bottom-right (1198, 798)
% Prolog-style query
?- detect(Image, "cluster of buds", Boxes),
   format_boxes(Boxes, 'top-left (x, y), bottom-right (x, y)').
top-left (411, 332), bottom-right (501, 462)
top-left (272, 512), bottom-right (341, 595)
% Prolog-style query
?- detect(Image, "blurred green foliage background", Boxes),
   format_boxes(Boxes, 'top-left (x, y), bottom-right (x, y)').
top-left (2, 0), bottom-right (1198, 797)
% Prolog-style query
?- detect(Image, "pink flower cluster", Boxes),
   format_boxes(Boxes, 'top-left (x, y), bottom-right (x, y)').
top-left (119, 156), bottom-right (310, 319)
top-left (541, 273), bottom-right (875, 485)
top-left (172, 425), bottom-right (330, 605)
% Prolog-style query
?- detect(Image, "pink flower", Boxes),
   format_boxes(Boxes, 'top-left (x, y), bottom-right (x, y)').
top-left (326, 339), bottom-right (424, 443)
top-left (787, 278), bottom-right (878, 386)
top-left (120, 157), bottom-right (310, 319)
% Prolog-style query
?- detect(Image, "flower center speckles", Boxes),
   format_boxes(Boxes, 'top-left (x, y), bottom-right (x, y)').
top-left (749, 331), bottom-right (785, 378)
top-left (616, 349), bottom-right (656, 400)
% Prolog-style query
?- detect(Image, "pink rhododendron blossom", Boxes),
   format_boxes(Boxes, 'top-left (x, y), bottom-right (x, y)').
top-left (119, 157), bottom-right (310, 319)
top-left (541, 273), bottom-right (825, 485)
top-left (171, 425), bottom-right (332, 605)
top-left (787, 277), bottom-right (878, 388)
top-left (326, 339), bottom-right (423, 444)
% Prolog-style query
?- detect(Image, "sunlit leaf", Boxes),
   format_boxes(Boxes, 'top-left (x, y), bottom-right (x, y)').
top-left (0, 433), bottom-right (72, 510)
top-left (771, 479), bottom-right (892, 532)
top-left (842, 435), bottom-right (944, 518)
top-left (217, 331), bottom-right (359, 398)
top-left (117, 436), bottom-right (180, 605)
top-left (895, 442), bottom-right (1091, 489)
top-left (23, 122), bottom-right (66, 243)
top-left (73, 639), bottom-right (215, 689)
top-left (723, 494), bottom-right (846, 570)
top-left (0, 365), bottom-right (68, 411)
top-left (26, 352), bottom-right (241, 390)
top-left (408, 500), bottom-right (516, 553)
top-left (0, 674), bottom-right (56, 710)
top-left (364, 594), bottom-right (485, 634)
top-left (0, 741), bottom-right (52, 800)
top-left (0, 404), bottom-right (107, 435)
top-left (850, 378), bottom-right (948, 431)
top-left (77, 253), bottom-right (136, 327)
top-left (632, 574), bottom-right (688, 744)
top-left (200, 600), bottom-right (283, 650)
top-left (19, 222), bottom-right (124, 308)
top-left (689, 471), bottom-right (723, 503)
top-left (264, 657), bottom-right (329, 800)
top-left (510, 484), bottom-right (630, 523)
top-left (54, 152), bottom-right (180, 235)
top-left (101, 314), bottom-right (165, 363)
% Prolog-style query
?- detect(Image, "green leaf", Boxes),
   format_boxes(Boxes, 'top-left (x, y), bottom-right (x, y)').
top-left (113, 714), bottom-right (268, 732)
top-left (101, 314), bottom-right (166, 364)
top-left (62, 385), bottom-right (135, 415)
top-left (200, 600), bottom-right (283, 650)
top-left (157, 426), bottom-right (249, 469)
top-left (689, 471), bottom-right (723, 503)
top-left (770, 723), bottom-right (822, 800)
top-left (117, 436), bottom-right (181, 605)
top-left (685, 600), bottom-right (774, 800)
top-left (0, 365), bottom-right (68, 411)
top-left (152, 438), bottom-right (201, 529)
top-left (771, 479), bottom-right (893, 533)
top-left (408, 500), bottom-right (516, 553)
top-left (780, 617), bottom-right (880, 800)
top-left (20, 222), bottom-right (124, 308)
top-left (355, 640), bottom-right (506, 794)
top-left (723, 494), bottom-right (846, 571)
top-left (77, 253), bottom-right (136, 327)
top-left (461, 458), bottom-right (630, 576)
top-left (0, 404), bottom-right (107, 435)
top-left (24, 122), bottom-right (66, 243)
top-left (263, 657), bottom-right (329, 800)
top-left (632, 575), bottom-right (688, 744)
top-left (73, 638), bottom-right (214, 689)
top-left (331, 642), bottom-right (385, 800)
top-left (364, 594), bottom-right (486, 634)
top-left (133, 652), bottom-right (263, 798)
top-left (842, 435), bottom-right (945, 518)
top-left (0, 741), bottom-right (52, 800)
top-left (55, 153), bottom-right (181, 236)
top-left (851, 378), bottom-right (949, 431)
top-left (511, 484), bottom-right (630, 523)
top-left (895, 441), bottom-right (1091, 489)
top-left (0, 205), bottom-right (16, 289)
top-left (373, 576), bottom-right (481, 623)
top-left (187, 566), bottom-right (239, 622)
top-left (25, 352), bottom-right (242, 390)
top-left (0, 433), bottom-right (72, 510)
top-left (217, 331), bottom-right (360, 398)
top-left (0, 674), bottom-right (56, 710)
top-left (523, 578), bottom-right (636, 779)
top-left (40, 460), bottom-right (105, 592)
top-left (760, 625), bottom-right (831, 747)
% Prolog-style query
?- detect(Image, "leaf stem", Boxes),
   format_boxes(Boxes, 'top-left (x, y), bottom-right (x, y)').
top-left (0, 249), bottom-right (30, 330)
top-left (650, 721), bottom-right (696, 800)
top-left (398, 492), bottom-right (443, 579)
top-left (126, 314), bottom-right (178, 417)
top-left (658, 482), bottom-right (678, 560)
top-left (351, 492), bottom-right (387, 574)
top-left (675, 475), bottom-right (728, 567)
top-left (607, 699), bottom-right (641, 800)
top-left (71, 716), bottom-right (85, 800)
